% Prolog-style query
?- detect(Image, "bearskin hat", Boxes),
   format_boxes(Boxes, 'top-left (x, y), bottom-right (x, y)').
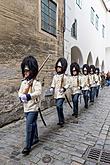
top-left (70, 62), bottom-right (80, 76)
top-left (95, 67), bottom-right (100, 75)
top-left (89, 65), bottom-right (95, 74)
top-left (82, 64), bottom-right (90, 75)
top-left (21, 55), bottom-right (38, 80)
top-left (55, 58), bottom-right (67, 74)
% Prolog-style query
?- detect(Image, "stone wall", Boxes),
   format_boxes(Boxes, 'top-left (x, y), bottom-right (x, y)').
top-left (0, 0), bottom-right (64, 127)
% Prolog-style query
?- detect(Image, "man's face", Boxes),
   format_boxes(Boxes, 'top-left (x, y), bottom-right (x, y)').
top-left (72, 69), bottom-right (77, 76)
top-left (90, 69), bottom-right (93, 74)
top-left (24, 69), bottom-right (30, 79)
top-left (95, 70), bottom-right (98, 75)
top-left (57, 66), bottom-right (62, 73)
top-left (83, 68), bottom-right (87, 75)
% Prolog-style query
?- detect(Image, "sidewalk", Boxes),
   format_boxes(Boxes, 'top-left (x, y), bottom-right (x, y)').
top-left (0, 87), bottom-right (110, 165)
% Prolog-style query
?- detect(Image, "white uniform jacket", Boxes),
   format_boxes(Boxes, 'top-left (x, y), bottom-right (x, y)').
top-left (69, 75), bottom-right (81, 95)
top-left (89, 74), bottom-right (96, 87)
top-left (81, 75), bottom-right (90, 91)
top-left (94, 74), bottom-right (101, 86)
top-left (51, 74), bottom-right (69, 99)
top-left (18, 79), bottom-right (42, 113)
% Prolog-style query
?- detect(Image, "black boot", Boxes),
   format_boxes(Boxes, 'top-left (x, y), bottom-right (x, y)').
top-left (22, 147), bottom-right (30, 155)
top-left (57, 122), bottom-right (64, 127)
top-left (85, 104), bottom-right (88, 109)
top-left (72, 113), bottom-right (75, 116)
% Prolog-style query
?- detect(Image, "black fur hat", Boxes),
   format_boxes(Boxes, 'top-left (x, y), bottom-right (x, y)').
top-left (89, 65), bottom-right (95, 74)
top-left (21, 55), bottom-right (38, 79)
top-left (70, 62), bottom-right (80, 76)
top-left (82, 64), bottom-right (90, 74)
top-left (95, 67), bottom-right (100, 75)
top-left (55, 58), bottom-right (67, 73)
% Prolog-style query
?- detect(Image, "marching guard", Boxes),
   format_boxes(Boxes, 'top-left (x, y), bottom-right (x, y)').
top-left (18, 55), bottom-right (42, 155)
top-left (69, 62), bottom-right (81, 123)
top-left (50, 58), bottom-right (69, 127)
top-left (94, 67), bottom-right (101, 98)
top-left (81, 64), bottom-right (90, 109)
top-left (89, 65), bottom-right (96, 103)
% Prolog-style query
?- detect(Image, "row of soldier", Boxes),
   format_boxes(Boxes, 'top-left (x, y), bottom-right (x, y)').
top-left (50, 57), bottom-right (101, 125)
top-left (18, 56), bottom-right (101, 155)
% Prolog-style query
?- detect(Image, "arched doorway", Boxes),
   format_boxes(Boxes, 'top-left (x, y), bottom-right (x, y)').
top-left (71, 46), bottom-right (83, 67)
top-left (95, 57), bottom-right (99, 67)
top-left (101, 60), bottom-right (104, 72)
top-left (87, 52), bottom-right (93, 65)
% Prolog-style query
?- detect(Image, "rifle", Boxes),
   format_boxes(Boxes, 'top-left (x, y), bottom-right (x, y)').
top-left (60, 74), bottom-right (73, 109)
top-left (77, 75), bottom-right (81, 104)
top-left (88, 75), bottom-right (91, 87)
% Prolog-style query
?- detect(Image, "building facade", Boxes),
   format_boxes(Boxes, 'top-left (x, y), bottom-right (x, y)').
top-left (0, 0), bottom-right (64, 127)
top-left (64, 0), bottom-right (110, 73)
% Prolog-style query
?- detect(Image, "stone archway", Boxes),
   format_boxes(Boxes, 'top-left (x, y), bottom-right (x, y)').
top-left (71, 46), bottom-right (83, 67)
top-left (101, 60), bottom-right (104, 72)
top-left (95, 57), bottom-right (99, 67)
top-left (87, 52), bottom-right (93, 65)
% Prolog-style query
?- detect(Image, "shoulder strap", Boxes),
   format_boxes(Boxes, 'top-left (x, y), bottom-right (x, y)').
top-left (60, 74), bottom-right (64, 88)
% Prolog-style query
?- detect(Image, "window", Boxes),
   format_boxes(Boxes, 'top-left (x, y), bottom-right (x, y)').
top-left (102, 25), bottom-right (105, 38)
top-left (95, 14), bottom-right (99, 30)
top-left (71, 19), bottom-right (77, 39)
top-left (76, 0), bottom-right (82, 8)
top-left (41, 0), bottom-right (57, 36)
top-left (91, 7), bottom-right (95, 25)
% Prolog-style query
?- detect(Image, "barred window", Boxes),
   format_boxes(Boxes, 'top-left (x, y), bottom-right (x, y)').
top-left (102, 25), bottom-right (105, 38)
top-left (91, 7), bottom-right (95, 25)
top-left (71, 19), bottom-right (77, 39)
top-left (95, 14), bottom-right (99, 30)
top-left (41, 0), bottom-right (57, 36)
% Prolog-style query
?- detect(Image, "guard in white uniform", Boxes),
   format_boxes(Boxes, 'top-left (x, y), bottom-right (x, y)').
top-left (81, 64), bottom-right (90, 109)
top-left (89, 65), bottom-right (96, 103)
top-left (94, 67), bottom-right (100, 98)
top-left (18, 55), bottom-right (42, 155)
top-left (69, 62), bottom-right (81, 123)
top-left (50, 58), bottom-right (69, 127)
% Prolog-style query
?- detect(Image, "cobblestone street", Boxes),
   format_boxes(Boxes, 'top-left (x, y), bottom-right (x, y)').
top-left (0, 87), bottom-right (110, 165)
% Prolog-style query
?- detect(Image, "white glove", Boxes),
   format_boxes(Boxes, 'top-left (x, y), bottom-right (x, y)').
top-left (20, 94), bottom-right (27, 103)
top-left (59, 88), bottom-right (64, 94)
top-left (50, 88), bottom-right (54, 92)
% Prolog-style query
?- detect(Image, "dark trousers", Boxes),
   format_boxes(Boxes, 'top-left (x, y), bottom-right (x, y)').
top-left (82, 90), bottom-right (89, 108)
top-left (25, 111), bottom-right (38, 149)
top-left (56, 98), bottom-right (65, 123)
top-left (72, 93), bottom-right (80, 118)
top-left (106, 80), bottom-right (110, 86)
top-left (95, 85), bottom-right (100, 98)
top-left (90, 87), bottom-right (95, 102)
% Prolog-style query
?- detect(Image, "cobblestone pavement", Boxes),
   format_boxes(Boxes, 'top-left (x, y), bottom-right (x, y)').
top-left (0, 87), bottom-right (110, 165)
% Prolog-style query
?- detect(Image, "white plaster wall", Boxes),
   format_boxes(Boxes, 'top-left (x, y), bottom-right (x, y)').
top-left (64, 0), bottom-right (108, 73)
top-left (105, 12), bottom-right (110, 72)
top-left (105, 48), bottom-right (110, 72)
top-left (106, 12), bottom-right (110, 47)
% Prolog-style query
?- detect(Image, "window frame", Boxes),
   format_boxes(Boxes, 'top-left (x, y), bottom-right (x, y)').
top-left (41, 0), bottom-right (57, 36)
top-left (90, 7), bottom-right (95, 25)
top-left (102, 24), bottom-right (105, 38)
top-left (95, 14), bottom-right (99, 30)
top-left (71, 19), bottom-right (77, 40)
